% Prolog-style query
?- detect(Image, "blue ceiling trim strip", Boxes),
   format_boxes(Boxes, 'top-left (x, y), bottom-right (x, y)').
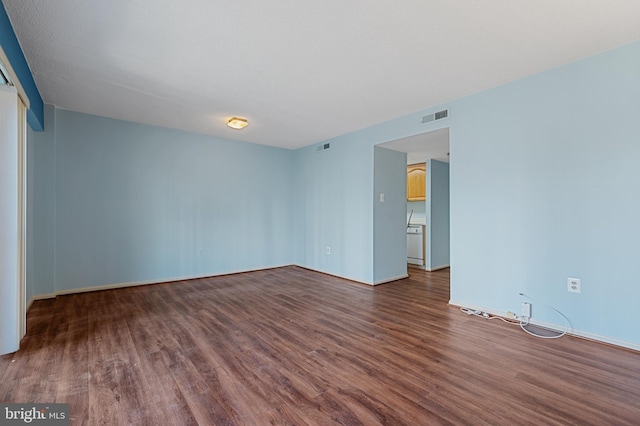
top-left (0, 2), bottom-right (44, 131)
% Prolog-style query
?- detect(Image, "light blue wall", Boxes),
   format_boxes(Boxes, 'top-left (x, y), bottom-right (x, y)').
top-left (26, 104), bottom-right (55, 298)
top-left (292, 138), bottom-right (374, 283)
top-left (292, 117), bottom-right (450, 284)
top-left (449, 40), bottom-right (640, 348)
top-left (52, 109), bottom-right (293, 291)
top-left (0, 3), bottom-right (44, 130)
top-left (373, 146), bottom-right (407, 283)
top-left (426, 160), bottom-right (449, 269)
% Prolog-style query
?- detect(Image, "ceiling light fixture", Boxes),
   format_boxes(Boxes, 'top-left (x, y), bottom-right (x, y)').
top-left (227, 117), bottom-right (248, 130)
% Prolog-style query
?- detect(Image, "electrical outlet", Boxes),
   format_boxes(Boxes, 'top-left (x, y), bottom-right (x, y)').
top-left (379, 193), bottom-right (385, 203)
top-left (568, 277), bottom-right (581, 293)
top-left (521, 302), bottom-right (531, 318)
top-left (506, 311), bottom-right (517, 320)
top-left (325, 246), bottom-right (331, 255)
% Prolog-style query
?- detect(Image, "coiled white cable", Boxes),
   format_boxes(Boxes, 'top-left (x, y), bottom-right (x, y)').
top-left (518, 292), bottom-right (572, 339)
top-left (460, 294), bottom-right (572, 339)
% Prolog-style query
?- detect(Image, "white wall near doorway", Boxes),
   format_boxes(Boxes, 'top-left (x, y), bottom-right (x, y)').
top-left (0, 85), bottom-right (24, 355)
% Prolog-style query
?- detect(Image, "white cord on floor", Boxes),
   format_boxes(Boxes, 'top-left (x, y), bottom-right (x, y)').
top-left (460, 295), bottom-right (572, 339)
top-left (459, 307), bottom-right (520, 325)
top-left (489, 315), bottom-right (520, 325)
top-left (518, 292), bottom-right (571, 339)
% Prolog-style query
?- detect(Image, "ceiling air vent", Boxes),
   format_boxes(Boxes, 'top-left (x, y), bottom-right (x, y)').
top-left (422, 109), bottom-right (448, 124)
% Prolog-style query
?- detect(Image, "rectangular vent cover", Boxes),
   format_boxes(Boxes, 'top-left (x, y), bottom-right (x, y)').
top-left (316, 143), bottom-right (331, 152)
top-left (421, 114), bottom-right (434, 124)
top-left (435, 109), bottom-right (448, 120)
top-left (422, 109), bottom-right (448, 124)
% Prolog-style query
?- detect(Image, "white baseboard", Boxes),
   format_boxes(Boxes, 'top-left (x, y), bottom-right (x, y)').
top-left (568, 328), bottom-right (640, 352)
top-left (449, 300), bottom-right (640, 353)
top-left (373, 274), bottom-right (409, 285)
top-left (32, 265), bottom-right (292, 299)
top-left (294, 265), bottom-right (374, 285)
top-left (26, 293), bottom-right (56, 310)
top-left (33, 265), bottom-right (408, 295)
top-left (32, 293), bottom-right (56, 300)
top-left (54, 276), bottom-right (196, 296)
top-left (286, 266), bottom-right (408, 286)
top-left (408, 264), bottom-right (450, 272)
top-left (426, 264), bottom-right (450, 272)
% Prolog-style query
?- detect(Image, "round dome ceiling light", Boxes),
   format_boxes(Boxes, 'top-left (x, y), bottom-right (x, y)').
top-left (227, 117), bottom-right (248, 130)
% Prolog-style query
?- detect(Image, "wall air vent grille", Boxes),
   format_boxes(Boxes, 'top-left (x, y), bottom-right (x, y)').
top-left (316, 143), bottom-right (331, 152)
top-left (435, 109), bottom-right (448, 120)
top-left (422, 109), bottom-right (449, 124)
top-left (421, 113), bottom-right (434, 123)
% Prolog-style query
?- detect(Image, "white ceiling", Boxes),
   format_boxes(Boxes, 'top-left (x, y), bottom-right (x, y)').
top-left (4, 1), bottom-right (640, 150)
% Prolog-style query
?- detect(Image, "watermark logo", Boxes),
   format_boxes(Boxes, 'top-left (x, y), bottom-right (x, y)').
top-left (0, 404), bottom-right (69, 425)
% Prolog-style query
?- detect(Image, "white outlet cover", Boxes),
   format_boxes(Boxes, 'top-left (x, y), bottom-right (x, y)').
top-left (568, 277), bottom-right (581, 293)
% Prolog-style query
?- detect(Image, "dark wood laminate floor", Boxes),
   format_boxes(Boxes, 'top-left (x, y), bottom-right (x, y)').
top-left (1, 266), bottom-right (639, 425)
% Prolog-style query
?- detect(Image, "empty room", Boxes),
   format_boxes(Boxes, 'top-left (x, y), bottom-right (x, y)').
top-left (1, 1), bottom-right (640, 424)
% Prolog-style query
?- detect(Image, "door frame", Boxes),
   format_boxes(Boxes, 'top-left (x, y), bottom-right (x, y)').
top-left (0, 47), bottom-right (29, 354)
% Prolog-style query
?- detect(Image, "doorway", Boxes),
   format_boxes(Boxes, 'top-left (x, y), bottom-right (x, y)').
top-left (377, 127), bottom-right (450, 275)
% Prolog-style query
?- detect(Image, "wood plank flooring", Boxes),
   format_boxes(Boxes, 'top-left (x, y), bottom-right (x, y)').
top-left (1, 266), bottom-right (639, 425)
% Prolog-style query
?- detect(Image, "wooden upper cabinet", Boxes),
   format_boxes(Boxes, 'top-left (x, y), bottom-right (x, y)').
top-left (407, 163), bottom-right (426, 201)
